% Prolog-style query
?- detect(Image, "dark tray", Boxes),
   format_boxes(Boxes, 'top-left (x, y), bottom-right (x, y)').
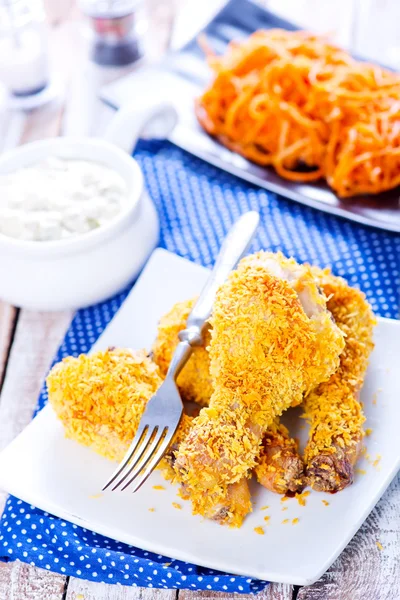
top-left (101, 0), bottom-right (400, 233)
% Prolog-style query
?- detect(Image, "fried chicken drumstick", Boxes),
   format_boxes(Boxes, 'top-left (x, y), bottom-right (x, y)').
top-left (47, 348), bottom-right (251, 526)
top-left (47, 251), bottom-right (374, 529)
top-left (302, 268), bottom-right (376, 492)
top-left (153, 297), bottom-right (305, 495)
top-left (174, 252), bottom-right (345, 518)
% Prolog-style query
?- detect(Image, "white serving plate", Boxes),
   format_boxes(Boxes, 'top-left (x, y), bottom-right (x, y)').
top-left (0, 248), bottom-right (399, 585)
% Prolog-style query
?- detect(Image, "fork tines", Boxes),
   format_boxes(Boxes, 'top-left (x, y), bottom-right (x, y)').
top-left (102, 423), bottom-right (173, 493)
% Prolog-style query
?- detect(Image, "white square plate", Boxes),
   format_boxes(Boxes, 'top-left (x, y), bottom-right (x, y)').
top-left (0, 248), bottom-right (399, 585)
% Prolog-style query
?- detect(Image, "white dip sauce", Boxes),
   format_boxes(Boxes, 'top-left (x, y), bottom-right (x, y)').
top-left (0, 157), bottom-right (128, 241)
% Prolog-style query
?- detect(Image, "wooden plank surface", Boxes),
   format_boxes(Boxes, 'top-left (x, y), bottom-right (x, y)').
top-left (298, 475), bottom-right (400, 600)
top-left (180, 585), bottom-right (293, 600)
top-left (67, 579), bottom-right (178, 599)
top-left (0, 304), bottom-right (18, 391)
top-left (0, 310), bottom-right (72, 451)
top-left (0, 561), bottom-right (66, 600)
top-left (0, 11), bottom-right (77, 580)
top-left (0, 1), bottom-right (399, 599)
top-left (0, 310), bottom-right (72, 594)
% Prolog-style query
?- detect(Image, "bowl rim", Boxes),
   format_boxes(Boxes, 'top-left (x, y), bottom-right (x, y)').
top-left (0, 137), bottom-right (144, 257)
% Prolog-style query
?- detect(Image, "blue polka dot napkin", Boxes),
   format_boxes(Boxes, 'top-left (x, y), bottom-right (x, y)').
top-left (0, 140), bottom-right (399, 591)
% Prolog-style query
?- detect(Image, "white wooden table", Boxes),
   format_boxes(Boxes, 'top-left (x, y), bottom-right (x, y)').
top-left (0, 1), bottom-right (399, 598)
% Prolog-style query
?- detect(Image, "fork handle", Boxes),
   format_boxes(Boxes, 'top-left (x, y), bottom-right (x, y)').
top-left (168, 211), bottom-right (259, 382)
top-left (166, 340), bottom-right (192, 380)
top-left (183, 211), bottom-right (259, 337)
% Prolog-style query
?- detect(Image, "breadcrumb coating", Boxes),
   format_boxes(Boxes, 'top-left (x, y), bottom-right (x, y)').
top-left (303, 268), bottom-right (376, 492)
top-left (47, 348), bottom-right (162, 463)
top-left (47, 347), bottom-right (250, 526)
top-left (175, 252), bottom-right (345, 518)
top-left (180, 477), bottom-right (252, 528)
top-left (152, 299), bottom-right (212, 407)
top-left (295, 490), bottom-right (310, 506)
top-left (154, 296), bottom-right (306, 495)
top-left (47, 348), bottom-right (197, 482)
top-left (47, 252), bottom-right (374, 525)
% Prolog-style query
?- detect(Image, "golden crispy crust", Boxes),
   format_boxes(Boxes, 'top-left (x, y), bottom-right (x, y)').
top-left (303, 268), bottom-right (376, 492)
top-left (47, 254), bottom-right (374, 523)
top-left (154, 296), bottom-right (306, 495)
top-left (47, 349), bottom-right (198, 481)
top-left (255, 419), bottom-right (305, 494)
top-left (175, 252), bottom-right (345, 515)
top-left (179, 477), bottom-right (252, 528)
top-left (47, 348), bottom-right (250, 526)
top-left (152, 299), bottom-right (212, 407)
top-left (47, 348), bottom-right (162, 462)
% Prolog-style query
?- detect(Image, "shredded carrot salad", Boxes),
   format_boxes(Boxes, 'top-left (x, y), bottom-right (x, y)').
top-left (197, 29), bottom-right (400, 198)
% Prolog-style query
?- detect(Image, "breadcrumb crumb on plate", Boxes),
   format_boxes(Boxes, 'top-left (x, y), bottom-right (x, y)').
top-left (373, 455), bottom-right (382, 468)
top-left (254, 527), bottom-right (265, 535)
top-left (0, 249), bottom-right (398, 587)
top-left (376, 541), bottom-right (384, 551)
top-left (295, 490), bottom-right (310, 506)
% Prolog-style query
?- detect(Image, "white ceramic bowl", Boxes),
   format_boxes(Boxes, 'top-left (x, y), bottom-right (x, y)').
top-left (0, 101), bottom-right (177, 310)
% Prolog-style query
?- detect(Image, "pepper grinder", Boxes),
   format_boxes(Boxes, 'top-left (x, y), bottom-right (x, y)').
top-left (79, 0), bottom-right (147, 67)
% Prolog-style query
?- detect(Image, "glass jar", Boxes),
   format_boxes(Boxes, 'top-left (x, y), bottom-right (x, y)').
top-left (0, 0), bottom-right (49, 96)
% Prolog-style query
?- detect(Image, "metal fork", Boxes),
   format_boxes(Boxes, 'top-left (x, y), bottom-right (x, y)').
top-left (102, 211), bottom-right (260, 493)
